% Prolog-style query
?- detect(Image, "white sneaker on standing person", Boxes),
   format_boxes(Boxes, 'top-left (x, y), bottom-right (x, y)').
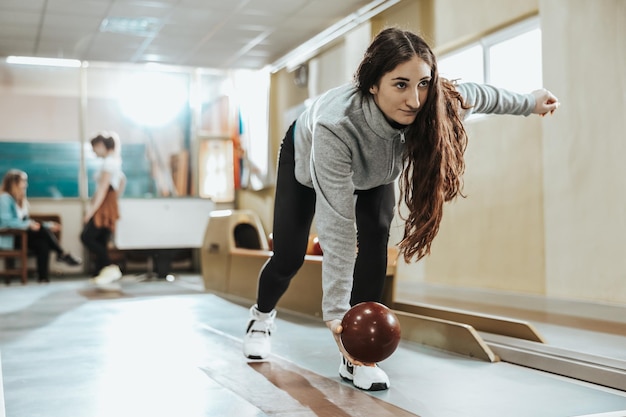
top-left (92, 264), bottom-right (122, 285)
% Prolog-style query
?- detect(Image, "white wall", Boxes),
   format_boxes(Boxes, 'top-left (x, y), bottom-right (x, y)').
top-left (540, 0), bottom-right (626, 303)
top-left (424, 115), bottom-right (546, 293)
top-left (433, 0), bottom-right (538, 47)
top-left (392, 0), bottom-right (626, 305)
top-left (0, 65), bottom-right (80, 141)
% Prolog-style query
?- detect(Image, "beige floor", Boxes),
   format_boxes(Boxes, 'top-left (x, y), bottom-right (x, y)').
top-left (1, 275), bottom-right (625, 417)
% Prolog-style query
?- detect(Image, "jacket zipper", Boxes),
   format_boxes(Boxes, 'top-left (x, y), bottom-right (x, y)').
top-left (388, 129), bottom-right (405, 180)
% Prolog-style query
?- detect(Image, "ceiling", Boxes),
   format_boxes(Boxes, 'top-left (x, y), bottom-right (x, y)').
top-left (0, 0), bottom-right (383, 70)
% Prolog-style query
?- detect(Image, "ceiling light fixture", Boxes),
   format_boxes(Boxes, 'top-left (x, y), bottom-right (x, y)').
top-left (6, 56), bottom-right (82, 68)
top-left (100, 17), bottom-right (160, 36)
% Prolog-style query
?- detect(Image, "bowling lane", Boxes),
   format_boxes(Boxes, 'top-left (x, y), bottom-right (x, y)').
top-left (1, 276), bottom-right (626, 417)
top-left (206, 297), bottom-right (626, 417)
top-left (396, 281), bottom-right (626, 362)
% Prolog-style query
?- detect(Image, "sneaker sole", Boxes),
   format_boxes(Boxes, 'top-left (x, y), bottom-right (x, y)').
top-left (340, 361), bottom-right (389, 391)
top-left (354, 381), bottom-right (389, 391)
top-left (341, 372), bottom-right (389, 391)
top-left (245, 354), bottom-right (266, 360)
top-left (92, 274), bottom-right (123, 286)
top-left (243, 344), bottom-right (269, 360)
top-left (89, 280), bottom-right (122, 292)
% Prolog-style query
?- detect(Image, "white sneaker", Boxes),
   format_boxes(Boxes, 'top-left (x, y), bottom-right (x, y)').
top-left (92, 264), bottom-right (123, 285)
top-left (93, 281), bottom-right (122, 292)
top-left (339, 355), bottom-right (390, 391)
top-left (243, 305), bottom-right (276, 359)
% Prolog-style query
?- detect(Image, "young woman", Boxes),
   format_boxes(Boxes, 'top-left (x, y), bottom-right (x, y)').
top-left (0, 169), bottom-right (82, 283)
top-left (243, 28), bottom-right (559, 391)
top-left (81, 132), bottom-right (126, 286)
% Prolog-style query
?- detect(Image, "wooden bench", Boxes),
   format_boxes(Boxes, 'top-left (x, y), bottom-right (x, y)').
top-left (0, 228), bottom-right (28, 284)
top-left (0, 214), bottom-right (61, 284)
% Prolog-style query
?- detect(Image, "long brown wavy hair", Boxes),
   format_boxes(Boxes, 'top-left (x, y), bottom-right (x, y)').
top-left (355, 28), bottom-right (470, 262)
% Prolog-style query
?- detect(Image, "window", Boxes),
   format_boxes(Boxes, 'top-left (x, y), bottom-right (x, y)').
top-left (488, 25), bottom-right (542, 93)
top-left (438, 44), bottom-right (484, 84)
top-left (196, 68), bottom-right (271, 201)
top-left (439, 17), bottom-right (542, 93)
top-left (198, 139), bottom-right (234, 202)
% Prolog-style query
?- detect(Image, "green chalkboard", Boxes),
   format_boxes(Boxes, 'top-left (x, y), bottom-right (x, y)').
top-left (0, 141), bottom-right (153, 198)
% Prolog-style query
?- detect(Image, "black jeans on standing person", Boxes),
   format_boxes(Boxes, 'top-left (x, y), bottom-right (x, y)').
top-left (80, 219), bottom-right (111, 275)
top-left (26, 227), bottom-right (64, 281)
top-left (256, 122), bottom-right (396, 314)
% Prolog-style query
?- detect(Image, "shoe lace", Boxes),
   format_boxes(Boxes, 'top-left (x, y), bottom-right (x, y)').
top-left (247, 319), bottom-right (275, 336)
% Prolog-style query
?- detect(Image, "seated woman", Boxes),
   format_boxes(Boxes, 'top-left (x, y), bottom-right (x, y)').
top-left (0, 169), bottom-right (81, 283)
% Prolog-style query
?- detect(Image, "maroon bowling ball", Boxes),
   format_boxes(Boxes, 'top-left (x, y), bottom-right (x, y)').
top-left (312, 236), bottom-right (323, 255)
top-left (340, 301), bottom-right (401, 363)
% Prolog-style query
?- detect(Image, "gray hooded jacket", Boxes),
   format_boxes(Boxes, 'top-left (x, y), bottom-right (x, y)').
top-left (294, 82), bottom-right (535, 321)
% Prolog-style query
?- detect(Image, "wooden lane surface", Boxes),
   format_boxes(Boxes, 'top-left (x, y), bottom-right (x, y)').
top-left (200, 326), bottom-right (420, 417)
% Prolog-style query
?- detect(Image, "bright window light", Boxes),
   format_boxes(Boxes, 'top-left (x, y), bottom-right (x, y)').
top-left (117, 72), bottom-right (188, 127)
top-left (199, 140), bottom-right (234, 202)
top-left (437, 17), bottom-right (542, 121)
top-left (488, 28), bottom-right (543, 93)
top-left (6, 56), bottom-right (81, 68)
top-left (439, 44), bottom-right (484, 84)
top-left (232, 69), bottom-right (270, 190)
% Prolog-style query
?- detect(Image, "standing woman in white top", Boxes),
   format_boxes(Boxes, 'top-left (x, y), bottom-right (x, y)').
top-left (81, 132), bottom-right (126, 285)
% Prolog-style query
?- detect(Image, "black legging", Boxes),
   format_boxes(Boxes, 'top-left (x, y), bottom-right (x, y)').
top-left (27, 227), bottom-right (64, 280)
top-left (80, 219), bottom-right (112, 274)
top-left (257, 122), bottom-right (395, 313)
